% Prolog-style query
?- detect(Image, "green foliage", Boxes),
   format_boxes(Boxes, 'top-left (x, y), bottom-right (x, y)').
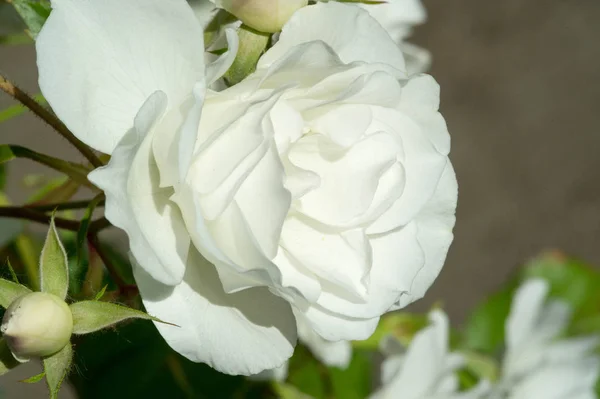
top-left (329, 350), bottom-right (372, 399)
top-left (70, 320), bottom-right (254, 399)
top-left (273, 383), bottom-right (315, 399)
top-left (9, 0), bottom-right (51, 38)
top-left (287, 345), bottom-right (326, 399)
top-left (21, 371), bottom-right (45, 383)
top-left (462, 251), bottom-right (600, 355)
top-left (0, 276), bottom-right (31, 308)
top-left (462, 279), bottom-right (517, 354)
top-left (523, 252), bottom-right (600, 322)
top-left (70, 300), bottom-right (171, 335)
top-left (43, 343), bottom-right (72, 399)
top-left (39, 218), bottom-right (69, 299)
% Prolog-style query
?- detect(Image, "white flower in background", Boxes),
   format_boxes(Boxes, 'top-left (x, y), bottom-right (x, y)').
top-left (490, 279), bottom-right (600, 399)
top-left (36, 0), bottom-right (457, 375)
top-left (371, 310), bottom-right (489, 399)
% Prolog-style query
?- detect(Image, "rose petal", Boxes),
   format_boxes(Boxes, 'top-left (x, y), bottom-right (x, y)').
top-left (506, 279), bottom-right (549, 350)
top-left (89, 91), bottom-right (188, 285)
top-left (37, 0), bottom-right (205, 154)
top-left (133, 248), bottom-right (297, 376)
top-left (300, 304), bottom-right (379, 341)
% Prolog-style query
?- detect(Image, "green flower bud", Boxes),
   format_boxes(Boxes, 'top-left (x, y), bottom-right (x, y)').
top-left (215, 0), bottom-right (308, 33)
top-left (1, 292), bottom-right (73, 362)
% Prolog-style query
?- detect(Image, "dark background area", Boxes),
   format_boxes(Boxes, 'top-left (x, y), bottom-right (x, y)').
top-left (1, 0), bottom-right (600, 397)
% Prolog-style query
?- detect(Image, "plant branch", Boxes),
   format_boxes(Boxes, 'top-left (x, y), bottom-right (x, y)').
top-left (1, 144), bottom-right (96, 189)
top-left (87, 234), bottom-right (136, 294)
top-left (0, 74), bottom-right (103, 168)
top-left (25, 198), bottom-right (105, 212)
top-left (0, 206), bottom-right (110, 234)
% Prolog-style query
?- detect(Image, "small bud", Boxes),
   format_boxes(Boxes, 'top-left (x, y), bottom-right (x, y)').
top-left (215, 0), bottom-right (308, 33)
top-left (1, 292), bottom-right (72, 362)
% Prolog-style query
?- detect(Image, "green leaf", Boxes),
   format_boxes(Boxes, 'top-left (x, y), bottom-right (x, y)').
top-left (523, 252), bottom-right (600, 315)
top-left (0, 338), bottom-right (19, 376)
top-left (26, 177), bottom-right (78, 204)
top-left (0, 93), bottom-right (45, 123)
top-left (329, 350), bottom-right (372, 399)
top-left (21, 371), bottom-right (45, 383)
top-left (8, 0), bottom-right (51, 38)
top-left (0, 276), bottom-right (31, 308)
top-left (43, 343), bottom-right (72, 399)
top-left (462, 279), bottom-right (517, 354)
top-left (273, 383), bottom-right (315, 399)
top-left (70, 300), bottom-right (174, 335)
top-left (39, 217), bottom-right (69, 299)
top-left (287, 345), bottom-right (326, 399)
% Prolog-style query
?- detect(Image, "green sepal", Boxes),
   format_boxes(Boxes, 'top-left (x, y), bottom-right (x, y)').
top-left (223, 25), bottom-right (269, 86)
top-left (43, 343), bottom-right (72, 399)
top-left (0, 277), bottom-right (31, 309)
top-left (39, 217), bottom-right (69, 299)
top-left (70, 300), bottom-right (175, 335)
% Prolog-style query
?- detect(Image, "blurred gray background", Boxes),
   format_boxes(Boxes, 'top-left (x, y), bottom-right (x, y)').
top-left (1, 0), bottom-right (600, 397)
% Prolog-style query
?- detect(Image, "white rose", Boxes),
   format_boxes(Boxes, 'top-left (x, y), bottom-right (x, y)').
top-left (371, 310), bottom-right (490, 399)
top-left (36, 0), bottom-right (457, 375)
top-left (490, 279), bottom-right (600, 399)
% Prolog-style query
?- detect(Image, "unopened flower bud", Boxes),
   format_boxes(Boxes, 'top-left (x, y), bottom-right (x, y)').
top-left (214, 0), bottom-right (308, 33)
top-left (1, 292), bottom-right (72, 361)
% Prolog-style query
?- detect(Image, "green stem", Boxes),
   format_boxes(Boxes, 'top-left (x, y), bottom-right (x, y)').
top-left (25, 198), bottom-right (105, 212)
top-left (0, 206), bottom-right (110, 234)
top-left (223, 25), bottom-right (270, 86)
top-left (0, 74), bottom-right (103, 168)
top-left (1, 144), bottom-right (96, 190)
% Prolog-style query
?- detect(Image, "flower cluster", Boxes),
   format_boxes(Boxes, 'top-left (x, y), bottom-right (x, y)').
top-left (35, 0), bottom-right (457, 375)
top-left (369, 279), bottom-right (599, 399)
